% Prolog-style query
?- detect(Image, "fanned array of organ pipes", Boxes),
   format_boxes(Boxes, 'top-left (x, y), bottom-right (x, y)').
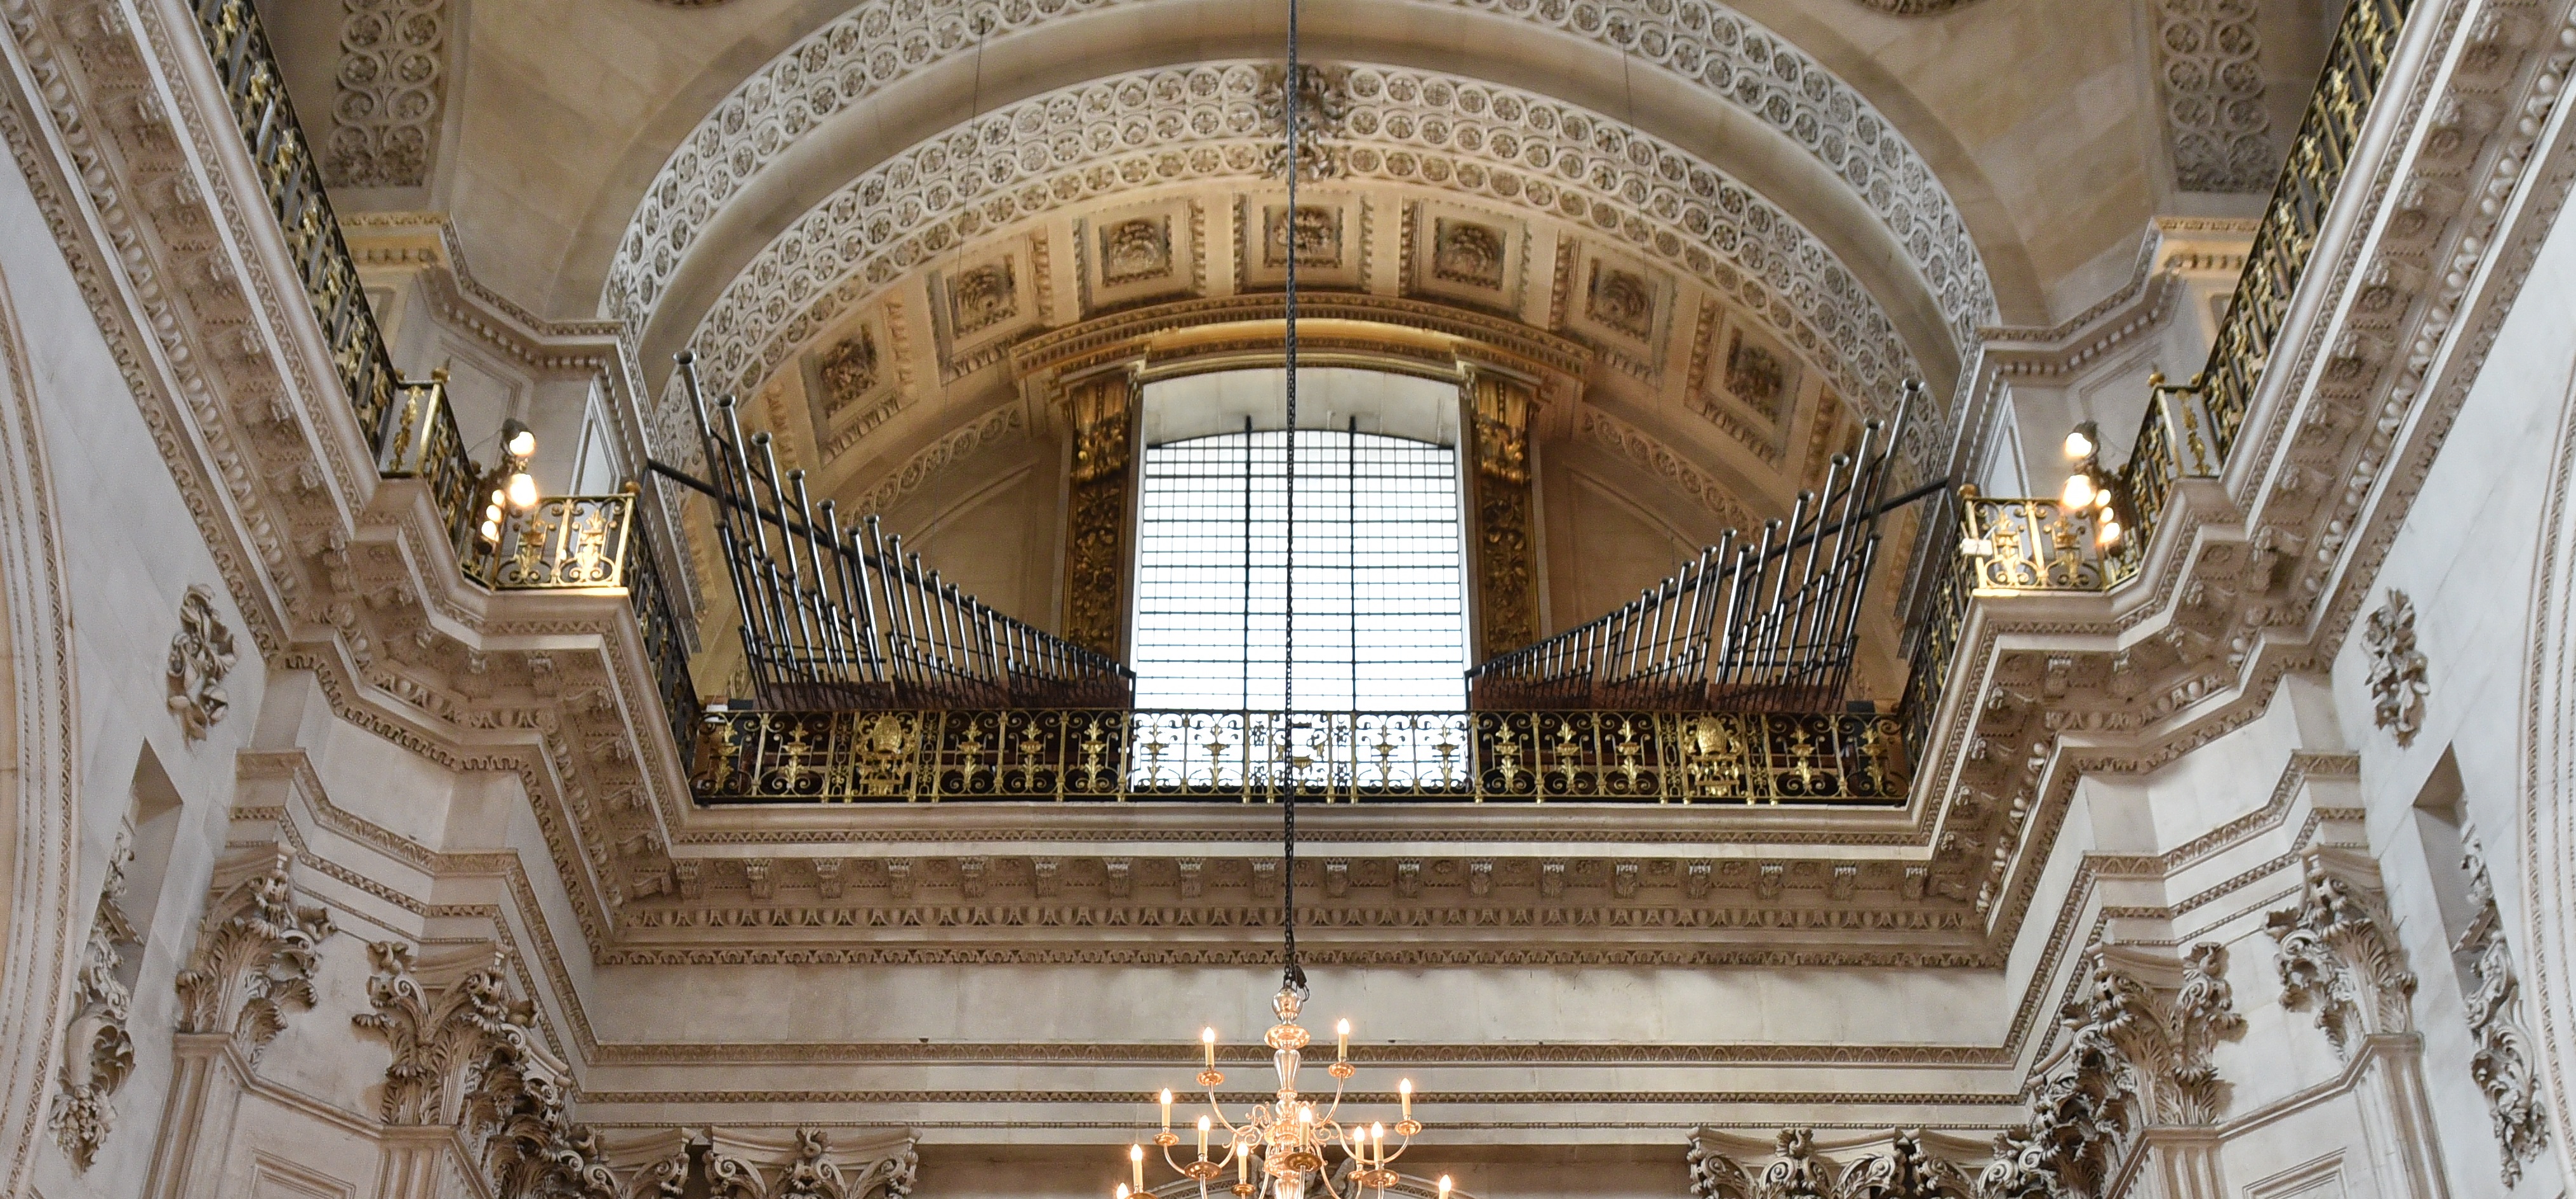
top-left (1465, 385), bottom-right (1916, 712)
top-left (678, 353), bottom-right (1135, 710)
top-left (676, 348), bottom-right (1911, 716)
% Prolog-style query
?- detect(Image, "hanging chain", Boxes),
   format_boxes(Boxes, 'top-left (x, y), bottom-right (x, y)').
top-left (1279, 0), bottom-right (1305, 997)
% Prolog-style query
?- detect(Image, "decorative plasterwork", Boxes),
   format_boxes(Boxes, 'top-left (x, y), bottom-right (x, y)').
top-left (2362, 589), bottom-right (2427, 743)
top-left (1686, 1128), bottom-right (1975, 1198)
top-left (357, 940), bottom-right (619, 1198)
top-left (1977, 944), bottom-right (2243, 1197)
top-left (2456, 841), bottom-right (2550, 1186)
top-left (2149, 0), bottom-right (2274, 193)
top-left (620, 1127), bottom-right (918, 1199)
top-left (48, 835), bottom-right (135, 1171)
top-left (1578, 405), bottom-right (1761, 529)
top-left (2263, 849), bottom-right (2416, 1060)
top-left (663, 63), bottom-right (1936, 476)
top-left (601, 0), bottom-right (1996, 350)
top-left (324, 0), bottom-right (449, 188)
top-left (1265, 62), bottom-right (1351, 180)
top-left (166, 583), bottom-right (236, 743)
top-left (172, 851), bottom-right (335, 1061)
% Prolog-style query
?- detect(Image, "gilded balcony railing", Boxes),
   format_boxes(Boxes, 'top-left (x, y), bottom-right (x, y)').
top-left (691, 708), bottom-right (1908, 805)
top-left (189, 0), bottom-right (702, 763)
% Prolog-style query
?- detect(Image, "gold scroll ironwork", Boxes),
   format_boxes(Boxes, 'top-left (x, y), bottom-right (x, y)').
top-left (1061, 374), bottom-right (1140, 658)
top-left (1465, 374), bottom-right (1538, 658)
top-left (692, 707), bottom-right (1907, 805)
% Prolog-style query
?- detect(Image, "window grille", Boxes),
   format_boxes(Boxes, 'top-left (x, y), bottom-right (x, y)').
top-left (1131, 426), bottom-right (1469, 712)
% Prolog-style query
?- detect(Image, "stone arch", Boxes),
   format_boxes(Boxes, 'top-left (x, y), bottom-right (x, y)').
top-left (2517, 337), bottom-right (2576, 1191)
top-left (650, 65), bottom-right (1948, 484)
top-left (0, 257), bottom-right (82, 1193)
top-left (596, 0), bottom-right (2004, 364)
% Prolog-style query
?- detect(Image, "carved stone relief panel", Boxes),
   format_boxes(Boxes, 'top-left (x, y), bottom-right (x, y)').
top-left (1686, 1127), bottom-right (1975, 1199)
top-left (1059, 373), bottom-right (1140, 658)
top-left (1239, 193), bottom-right (1365, 291)
top-left (804, 306), bottom-right (911, 460)
top-left (167, 584), bottom-right (237, 743)
top-left (49, 834), bottom-right (135, 1170)
top-left (1686, 303), bottom-right (1799, 464)
top-left (931, 236), bottom-right (1046, 381)
top-left (324, 0), bottom-right (450, 188)
top-left (1558, 242), bottom-right (1672, 376)
top-left (2151, 0), bottom-right (2276, 192)
top-left (1403, 200), bottom-right (1524, 312)
top-left (1079, 199), bottom-right (1201, 312)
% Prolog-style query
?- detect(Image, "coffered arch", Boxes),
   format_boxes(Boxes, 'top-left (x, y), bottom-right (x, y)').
top-left (652, 63), bottom-right (1946, 489)
top-left (599, 0), bottom-right (2004, 390)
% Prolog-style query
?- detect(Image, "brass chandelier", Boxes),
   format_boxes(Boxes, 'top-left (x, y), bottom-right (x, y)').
top-left (1114, 3), bottom-right (1442, 1199)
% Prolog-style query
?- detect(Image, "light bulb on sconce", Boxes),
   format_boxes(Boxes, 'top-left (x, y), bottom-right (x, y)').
top-left (2063, 421), bottom-right (2098, 460)
top-left (2061, 471), bottom-right (2096, 510)
top-left (505, 427), bottom-right (537, 459)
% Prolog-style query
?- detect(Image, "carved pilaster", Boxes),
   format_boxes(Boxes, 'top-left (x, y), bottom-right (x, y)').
top-left (1059, 373), bottom-right (1139, 659)
top-left (1464, 373), bottom-right (1538, 659)
top-left (2456, 842), bottom-right (2549, 1186)
top-left (172, 850), bottom-right (333, 1060)
top-left (2264, 849), bottom-right (2417, 1059)
top-left (50, 834), bottom-right (137, 1170)
top-left (1978, 943), bottom-right (2244, 1198)
top-left (356, 941), bottom-right (617, 1199)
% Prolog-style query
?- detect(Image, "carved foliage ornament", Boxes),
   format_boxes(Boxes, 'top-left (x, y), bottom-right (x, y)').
top-left (358, 941), bottom-right (618, 1198)
top-left (167, 584), bottom-right (237, 743)
top-left (1431, 218), bottom-right (1506, 289)
top-left (1061, 376), bottom-right (1137, 656)
top-left (644, 1127), bottom-right (919, 1199)
top-left (2455, 842), bottom-right (2549, 1186)
top-left (173, 851), bottom-right (333, 1060)
top-left (1686, 1129), bottom-right (1972, 1199)
top-left (1100, 216), bottom-right (1174, 285)
top-left (1264, 63), bottom-right (1350, 180)
top-left (326, 0), bottom-right (450, 187)
top-left (1977, 944), bottom-right (2243, 1198)
top-left (2363, 590), bottom-right (2427, 742)
top-left (1466, 376), bottom-right (1537, 658)
top-left (50, 835), bottom-right (137, 1170)
top-left (2262, 851), bottom-right (2416, 1060)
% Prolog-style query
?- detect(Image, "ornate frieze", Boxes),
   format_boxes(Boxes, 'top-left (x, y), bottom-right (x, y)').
top-left (166, 584), bottom-right (237, 743)
top-left (656, 1127), bottom-right (918, 1199)
top-left (2263, 850), bottom-right (2416, 1059)
top-left (172, 851), bottom-right (334, 1060)
top-left (2455, 842), bottom-right (2549, 1186)
top-left (49, 835), bottom-right (137, 1170)
top-left (1060, 374), bottom-right (1140, 658)
top-left (2149, 0), bottom-right (2276, 192)
top-left (2363, 590), bottom-right (2427, 743)
top-left (1978, 944), bottom-right (2243, 1197)
top-left (324, 0), bottom-right (450, 187)
top-left (1687, 1129), bottom-right (1973, 1199)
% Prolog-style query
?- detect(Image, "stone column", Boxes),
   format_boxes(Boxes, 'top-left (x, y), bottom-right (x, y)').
top-left (1464, 373), bottom-right (1540, 661)
top-left (1058, 371), bottom-right (1141, 660)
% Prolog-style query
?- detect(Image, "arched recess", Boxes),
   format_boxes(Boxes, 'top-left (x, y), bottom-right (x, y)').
top-left (599, 2), bottom-right (2003, 382)
top-left (0, 260), bottom-right (81, 1193)
top-left (2516, 342), bottom-right (2576, 1189)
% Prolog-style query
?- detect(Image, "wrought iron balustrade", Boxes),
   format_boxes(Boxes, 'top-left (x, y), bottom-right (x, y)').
top-left (692, 707), bottom-right (1907, 805)
top-left (1468, 388), bottom-right (1915, 712)
top-left (188, 0), bottom-right (702, 763)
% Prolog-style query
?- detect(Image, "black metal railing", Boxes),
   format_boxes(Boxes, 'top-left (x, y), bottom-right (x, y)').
top-left (677, 354), bottom-right (1133, 711)
top-left (1468, 387), bottom-right (1915, 712)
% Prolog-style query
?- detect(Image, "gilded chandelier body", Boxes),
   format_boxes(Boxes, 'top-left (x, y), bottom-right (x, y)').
top-left (1125, 986), bottom-right (1430, 1199)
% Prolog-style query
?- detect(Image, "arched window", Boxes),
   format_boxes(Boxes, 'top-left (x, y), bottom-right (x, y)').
top-left (1128, 369), bottom-right (1471, 711)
